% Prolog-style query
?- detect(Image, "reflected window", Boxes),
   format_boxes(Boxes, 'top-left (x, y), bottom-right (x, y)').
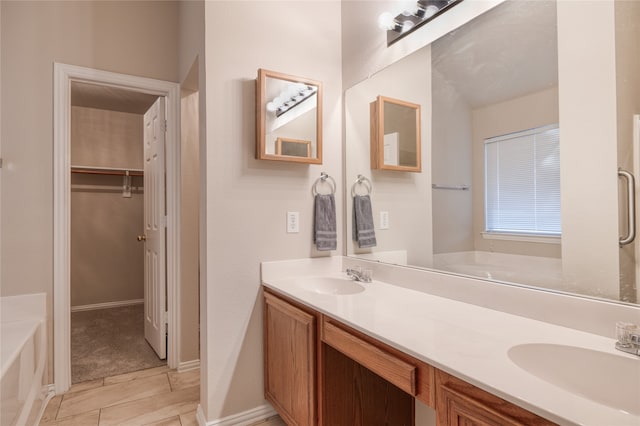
top-left (484, 124), bottom-right (561, 236)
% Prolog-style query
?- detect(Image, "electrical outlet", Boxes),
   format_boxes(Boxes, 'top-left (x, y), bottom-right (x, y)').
top-left (287, 212), bottom-right (300, 233)
top-left (380, 211), bottom-right (389, 230)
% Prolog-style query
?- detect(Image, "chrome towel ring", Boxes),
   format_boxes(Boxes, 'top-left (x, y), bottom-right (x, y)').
top-left (351, 174), bottom-right (372, 197)
top-left (312, 172), bottom-right (336, 196)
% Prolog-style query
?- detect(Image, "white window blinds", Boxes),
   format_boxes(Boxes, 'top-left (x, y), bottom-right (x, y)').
top-left (484, 124), bottom-right (560, 236)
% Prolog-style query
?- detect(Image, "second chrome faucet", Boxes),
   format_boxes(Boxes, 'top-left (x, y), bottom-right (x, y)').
top-left (346, 266), bottom-right (372, 283)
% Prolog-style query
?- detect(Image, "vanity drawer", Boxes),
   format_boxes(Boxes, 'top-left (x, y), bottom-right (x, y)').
top-left (321, 316), bottom-right (434, 402)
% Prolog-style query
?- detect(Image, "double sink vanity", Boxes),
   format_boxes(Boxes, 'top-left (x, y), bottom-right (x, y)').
top-left (261, 257), bottom-right (640, 426)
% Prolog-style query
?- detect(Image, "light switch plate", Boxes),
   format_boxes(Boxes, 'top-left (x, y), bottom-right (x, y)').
top-left (287, 212), bottom-right (300, 233)
top-left (380, 211), bottom-right (389, 230)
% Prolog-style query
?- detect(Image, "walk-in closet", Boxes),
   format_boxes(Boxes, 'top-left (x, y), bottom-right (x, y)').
top-left (69, 82), bottom-right (165, 384)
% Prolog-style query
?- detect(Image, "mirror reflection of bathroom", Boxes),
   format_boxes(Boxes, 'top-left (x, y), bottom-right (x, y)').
top-left (346, 0), bottom-right (639, 304)
top-left (430, 0), bottom-right (560, 289)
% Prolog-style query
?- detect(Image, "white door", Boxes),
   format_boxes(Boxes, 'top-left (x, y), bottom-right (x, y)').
top-left (143, 97), bottom-right (167, 359)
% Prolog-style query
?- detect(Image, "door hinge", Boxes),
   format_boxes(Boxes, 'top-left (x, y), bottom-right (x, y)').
top-left (164, 120), bottom-right (168, 133)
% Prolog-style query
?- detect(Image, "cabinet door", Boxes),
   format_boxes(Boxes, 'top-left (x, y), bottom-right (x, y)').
top-left (264, 291), bottom-right (316, 426)
top-left (438, 386), bottom-right (523, 426)
top-left (435, 370), bottom-right (556, 426)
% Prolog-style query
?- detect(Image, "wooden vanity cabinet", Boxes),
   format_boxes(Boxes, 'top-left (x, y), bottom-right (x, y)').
top-left (263, 288), bottom-right (557, 426)
top-left (321, 317), bottom-right (433, 425)
top-left (321, 317), bottom-right (435, 408)
top-left (264, 290), bottom-right (317, 425)
top-left (435, 370), bottom-right (556, 426)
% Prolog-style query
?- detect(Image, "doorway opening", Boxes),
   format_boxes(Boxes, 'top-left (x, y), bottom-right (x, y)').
top-left (54, 63), bottom-right (181, 394)
top-left (69, 82), bottom-right (166, 383)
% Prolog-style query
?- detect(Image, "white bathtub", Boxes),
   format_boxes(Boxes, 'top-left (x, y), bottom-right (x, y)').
top-left (432, 251), bottom-right (575, 292)
top-left (1, 294), bottom-right (52, 426)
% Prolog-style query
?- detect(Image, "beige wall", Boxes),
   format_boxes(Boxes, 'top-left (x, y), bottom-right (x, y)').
top-left (431, 68), bottom-right (473, 254)
top-left (71, 107), bottom-right (144, 169)
top-left (471, 86), bottom-right (561, 258)
top-left (557, 0), bottom-right (620, 300)
top-left (177, 0), bottom-right (205, 383)
top-left (1, 0), bottom-right (178, 294)
top-left (70, 107), bottom-right (144, 307)
top-left (345, 47), bottom-right (433, 268)
top-left (202, 1), bottom-right (342, 421)
top-left (180, 86), bottom-right (200, 363)
top-left (1, 0), bottom-right (179, 380)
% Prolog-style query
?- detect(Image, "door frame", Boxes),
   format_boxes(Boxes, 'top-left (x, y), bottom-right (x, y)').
top-left (53, 63), bottom-right (181, 393)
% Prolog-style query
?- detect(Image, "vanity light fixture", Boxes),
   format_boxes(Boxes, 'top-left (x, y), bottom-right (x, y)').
top-left (266, 83), bottom-right (318, 117)
top-left (378, 0), bottom-right (463, 46)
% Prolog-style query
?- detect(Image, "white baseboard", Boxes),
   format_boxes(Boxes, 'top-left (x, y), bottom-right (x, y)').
top-left (197, 404), bottom-right (277, 426)
top-left (71, 299), bottom-right (144, 312)
top-left (178, 359), bottom-right (200, 372)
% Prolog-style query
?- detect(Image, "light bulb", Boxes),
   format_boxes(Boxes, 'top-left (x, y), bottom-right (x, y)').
top-left (401, 20), bottom-right (415, 32)
top-left (377, 12), bottom-right (395, 31)
top-left (266, 102), bottom-right (276, 112)
top-left (424, 5), bottom-right (439, 18)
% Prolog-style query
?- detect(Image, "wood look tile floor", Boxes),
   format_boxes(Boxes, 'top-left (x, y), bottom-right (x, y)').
top-left (39, 366), bottom-right (286, 426)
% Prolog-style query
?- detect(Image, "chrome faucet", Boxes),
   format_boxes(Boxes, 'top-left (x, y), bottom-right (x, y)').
top-left (346, 267), bottom-right (372, 283)
top-left (615, 322), bottom-right (640, 356)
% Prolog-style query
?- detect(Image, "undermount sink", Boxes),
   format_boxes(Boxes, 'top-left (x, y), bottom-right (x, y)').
top-left (298, 276), bottom-right (365, 295)
top-left (508, 343), bottom-right (640, 416)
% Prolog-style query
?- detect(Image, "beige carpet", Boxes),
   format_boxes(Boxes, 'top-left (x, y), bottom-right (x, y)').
top-left (71, 304), bottom-right (166, 384)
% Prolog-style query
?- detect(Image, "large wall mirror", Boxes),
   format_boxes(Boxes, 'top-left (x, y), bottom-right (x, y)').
top-left (345, 0), bottom-right (640, 305)
top-left (256, 69), bottom-right (323, 164)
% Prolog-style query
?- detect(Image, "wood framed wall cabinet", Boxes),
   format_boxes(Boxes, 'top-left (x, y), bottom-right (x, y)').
top-left (370, 95), bottom-right (422, 172)
top-left (256, 68), bottom-right (323, 164)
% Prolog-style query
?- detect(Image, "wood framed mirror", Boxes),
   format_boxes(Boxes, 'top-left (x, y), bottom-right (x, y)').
top-left (256, 69), bottom-right (322, 164)
top-left (370, 95), bottom-right (421, 172)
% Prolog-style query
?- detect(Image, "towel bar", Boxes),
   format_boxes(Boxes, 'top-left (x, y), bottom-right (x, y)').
top-left (432, 184), bottom-right (469, 191)
top-left (352, 175), bottom-right (372, 197)
top-left (312, 172), bottom-right (336, 196)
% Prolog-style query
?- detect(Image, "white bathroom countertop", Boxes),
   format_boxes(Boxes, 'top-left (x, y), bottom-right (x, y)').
top-left (261, 267), bottom-right (640, 426)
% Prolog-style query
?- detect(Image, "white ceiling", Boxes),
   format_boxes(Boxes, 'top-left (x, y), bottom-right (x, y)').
top-left (431, 0), bottom-right (558, 108)
top-left (71, 82), bottom-right (158, 114)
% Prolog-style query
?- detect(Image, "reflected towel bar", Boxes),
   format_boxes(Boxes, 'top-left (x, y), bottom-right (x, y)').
top-left (352, 175), bottom-right (372, 197)
top-left (432, 184), bottom-right (469, 191)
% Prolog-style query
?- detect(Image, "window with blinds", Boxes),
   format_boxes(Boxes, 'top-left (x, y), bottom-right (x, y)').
top-left (484, 124), bottom-right (560, 237)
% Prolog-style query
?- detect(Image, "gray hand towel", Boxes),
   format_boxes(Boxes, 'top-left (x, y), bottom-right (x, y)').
top-left (314, 194), bottom-right (337, 251)
top-left (352, 194), bottom-right (377, 248)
